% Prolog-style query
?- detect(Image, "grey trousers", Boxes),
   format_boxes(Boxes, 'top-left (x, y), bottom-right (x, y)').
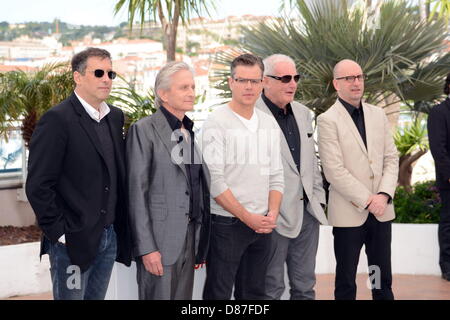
top-left (136, 222), bottom-right (195, 300)
top-left (265, 209), bottom-right (320, 300)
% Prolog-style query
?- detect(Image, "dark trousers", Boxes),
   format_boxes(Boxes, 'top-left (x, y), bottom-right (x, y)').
top-left (333, 214), bottom-right (394, 300)
top-left (439, 189), bottom-right (450, 275)
top-left (203, 214), bottom-right (271, 300)
top-left (136, 221), bottom-right (195, 300)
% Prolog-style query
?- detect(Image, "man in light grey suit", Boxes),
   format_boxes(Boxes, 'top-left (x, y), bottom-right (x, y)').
top-left (256, 54), bottom-right (328, 300)
top-left (126, 61), bottom-right (210, 300)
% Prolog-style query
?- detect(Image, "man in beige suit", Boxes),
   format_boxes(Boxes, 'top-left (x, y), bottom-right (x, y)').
top-left (317, 59), bottom-right (398, 300)
top-left (256, 54), bottom-right (327, 300)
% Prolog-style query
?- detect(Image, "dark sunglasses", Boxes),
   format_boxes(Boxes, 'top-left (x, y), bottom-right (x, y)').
top-left (266, 74), bottom-right (301, 83)
top-left (88, 69), bottom-right (117, 80)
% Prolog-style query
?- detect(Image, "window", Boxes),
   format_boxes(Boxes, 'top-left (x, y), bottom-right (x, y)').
top-left (0, 127), bottom-right (24, 189)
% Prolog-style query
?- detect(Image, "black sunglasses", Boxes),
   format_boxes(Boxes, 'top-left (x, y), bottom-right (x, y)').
top-left (88, 69), bottom-right (117, 80)
top-left (266, 74), bottom-right (301, 83)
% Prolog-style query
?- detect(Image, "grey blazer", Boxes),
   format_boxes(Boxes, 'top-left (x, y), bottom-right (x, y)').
top-left (126, 108), bottom-right (210, 266)
top-left (256, 97), bottom-right (328, 238)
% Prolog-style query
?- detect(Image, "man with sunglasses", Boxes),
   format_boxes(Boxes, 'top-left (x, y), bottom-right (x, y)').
top-left (201, 53), bottom-right (284, 299)
top-left (26, 47), bottom-right (132, 300)
top-left (317, 59), bottom-right (398, 300)
top-left (255, 54), bottom-right (328, 300)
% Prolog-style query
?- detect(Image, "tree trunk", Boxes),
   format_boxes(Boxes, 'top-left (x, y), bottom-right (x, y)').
top-left (398, 149), bottom-right (428, 192)
top-left (157, 1), bottom-right (180, 62)
top-left (21, 110), bottom-right (37, 148)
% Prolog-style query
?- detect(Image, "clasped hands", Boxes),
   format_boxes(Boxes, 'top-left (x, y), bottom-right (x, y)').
top-left (366, 193), bottom-right (389, 217)
top-left (242, 211), bottom-right (277, 234)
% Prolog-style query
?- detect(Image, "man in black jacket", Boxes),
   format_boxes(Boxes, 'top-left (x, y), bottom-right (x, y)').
top-left (428, 73), bottom-right (450, 282)
top-left (26, 47), bottom-right (132, 299)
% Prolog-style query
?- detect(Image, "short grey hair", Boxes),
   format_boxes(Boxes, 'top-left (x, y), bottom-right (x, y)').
top-left (263, 54), bottom-right (297, 76)
top-left (154, 61), bottom-right (195, 108)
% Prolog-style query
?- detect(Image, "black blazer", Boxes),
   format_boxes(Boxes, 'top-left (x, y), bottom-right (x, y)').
top-left (428, 97), bottom-right (450, 190)
top-left (26, 93), bottom-right (132, 272)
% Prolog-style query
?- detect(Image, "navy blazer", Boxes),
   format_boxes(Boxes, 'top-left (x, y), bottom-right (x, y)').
top-left (26, 93), bottom-right (132, 272)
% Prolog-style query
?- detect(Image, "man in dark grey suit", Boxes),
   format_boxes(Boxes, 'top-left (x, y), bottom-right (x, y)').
top-left (126, 61), bottom-right (210, 300)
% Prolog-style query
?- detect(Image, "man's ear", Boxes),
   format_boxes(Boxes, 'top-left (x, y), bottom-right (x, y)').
top-left (158, 88), bottom-right (168, 104)
top-left (332, 79), bottom-right (339, 92)
top-left (228, 77), bottom-right (233, 91)
top-left (73, 71), bottom-right (81, 86)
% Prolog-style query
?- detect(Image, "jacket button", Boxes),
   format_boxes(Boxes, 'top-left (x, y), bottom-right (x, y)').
top-left (185, 191), bottom-right (189, 196)
top-left (370, 175), bottom-right (374, 180)
top-left (104, 186), bottom-right (109, 192)
top-left (100, 209), bottom-right (106, 214)
top-left (300, 197), bottom-right (304, 201)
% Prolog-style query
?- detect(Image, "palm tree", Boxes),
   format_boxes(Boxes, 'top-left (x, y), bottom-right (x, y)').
top-left (114, 0), bottom-right (215, 61)
top-left (212, 0), bottom-right (450, 117)
top-left (108, 83), bottom-right (157, 131)
top-left (0, 63), bottom-right (74, 146)
top-left (394, 119), bottom-right (429, 192)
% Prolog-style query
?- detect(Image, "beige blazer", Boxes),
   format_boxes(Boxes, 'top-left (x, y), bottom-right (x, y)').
top-left (317, 99), bottom-right (399, 227)
top-left (256, 97), bottom-right (328, 238)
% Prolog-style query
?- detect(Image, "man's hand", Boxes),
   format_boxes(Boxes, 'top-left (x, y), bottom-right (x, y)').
top-left (366, 194), bottom-right (389, 217)
top-left (242, 212), bottom-right (276, 234)
top-left (142, 251), bottom-right (163, 276)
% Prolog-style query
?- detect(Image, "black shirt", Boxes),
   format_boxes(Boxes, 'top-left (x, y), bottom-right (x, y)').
top-left (262, 92), bottom-right (301, 173)
top-left (262, 93), bottom-right (309, 202)
top-left (339, 98), bottom-right (392, 203)
top-left (339, 98), bottom-right (367, 149)
top-left (160, 106), bottom-right (202, 221)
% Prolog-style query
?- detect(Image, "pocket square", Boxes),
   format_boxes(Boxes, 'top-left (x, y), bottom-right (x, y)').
top-left (307, 133), bottom-right (313, 138)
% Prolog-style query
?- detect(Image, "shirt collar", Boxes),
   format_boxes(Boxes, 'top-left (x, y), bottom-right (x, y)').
top-left (160, 105), bottom-right (194, 132)
top-left (74, 91), bottom-right (110, 123)
top-left (339, 97), bottom-right (362, 116)
top-left (262, 92), bottom-right (293, 118)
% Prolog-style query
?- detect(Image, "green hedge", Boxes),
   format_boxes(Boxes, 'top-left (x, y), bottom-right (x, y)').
top-left (394, 181), bottom-right (441, 223)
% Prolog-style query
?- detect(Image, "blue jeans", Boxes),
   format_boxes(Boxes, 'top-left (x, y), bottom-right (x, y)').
top-left (48, 225), bottom-right (117, 300)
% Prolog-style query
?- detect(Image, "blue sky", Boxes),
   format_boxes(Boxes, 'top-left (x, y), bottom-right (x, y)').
top-left (0, 0), bottom-right (285, 26)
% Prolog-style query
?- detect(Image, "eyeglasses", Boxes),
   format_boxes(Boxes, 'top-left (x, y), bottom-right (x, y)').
top-left (87, 69), bottom-right (117, 80)
top-left (233, 78), bottom-right (263, 85)
top-left (266, 74), bottom-right (301, 83)
top-left (335, 74), bottom-right (367, 82)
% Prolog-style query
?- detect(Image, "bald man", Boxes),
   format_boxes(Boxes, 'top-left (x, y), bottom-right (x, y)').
top-left (317, 59), bottom-right (398, 300)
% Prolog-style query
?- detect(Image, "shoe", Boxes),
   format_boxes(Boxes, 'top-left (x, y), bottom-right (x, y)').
top-left (442, 273), bottom-right (450, 281)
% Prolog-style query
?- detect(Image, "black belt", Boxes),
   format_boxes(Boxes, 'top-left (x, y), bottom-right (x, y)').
top-left (211, 214), bottom-right (238, 222)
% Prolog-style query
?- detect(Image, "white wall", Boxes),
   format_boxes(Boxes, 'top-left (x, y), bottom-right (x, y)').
top-left (106, 224), bottom-right (441, 300)
top-left (0, 242), bottom-right (51, 298)
top-left (0, 189), bottom-right (35, 226)
top-left (0, 224), bottom-right (441, 299)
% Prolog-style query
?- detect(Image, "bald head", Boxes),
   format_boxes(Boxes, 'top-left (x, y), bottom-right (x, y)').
top-left (333, 59), bottom-right (362, 79)
top-left (332, 59), bottom-right (365, 107)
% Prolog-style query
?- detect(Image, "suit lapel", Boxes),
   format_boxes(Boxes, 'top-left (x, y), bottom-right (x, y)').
top-left (106, 108), bottom-right (126, 181)
top-left (255, 97), bottom-right (299, 174)
top-left (335, 100), bottom-right (368, 156)
top-left (152, 109), bottom-right (188, 181)
top-left (291, 103), bottom-right (307, 175)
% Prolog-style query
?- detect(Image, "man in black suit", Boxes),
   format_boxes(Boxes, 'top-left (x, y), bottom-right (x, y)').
top-left (26, 47), bottom-right (132, 300)
top-left (428, 73), bottom-right (450, 282)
